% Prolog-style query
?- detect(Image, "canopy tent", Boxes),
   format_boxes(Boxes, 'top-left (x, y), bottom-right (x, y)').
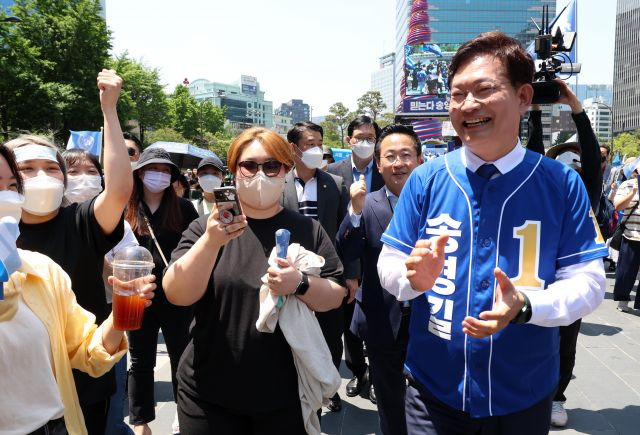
top-left (146, 141), bottom-right (219, 169)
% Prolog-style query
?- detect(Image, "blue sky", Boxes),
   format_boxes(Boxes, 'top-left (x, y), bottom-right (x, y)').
top-left (106, 0), bottom-right (616, 115)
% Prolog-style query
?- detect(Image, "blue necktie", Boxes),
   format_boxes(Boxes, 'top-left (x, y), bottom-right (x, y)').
top-left (476, 163), bottom-right (500, 180)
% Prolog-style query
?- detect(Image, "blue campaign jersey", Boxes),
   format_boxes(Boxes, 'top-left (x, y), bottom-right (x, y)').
top-left (381, 148), bottom-right (607, 418)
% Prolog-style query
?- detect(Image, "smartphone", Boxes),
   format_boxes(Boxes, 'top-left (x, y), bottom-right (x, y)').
top-left (213, 186), bottom-right (242, 224)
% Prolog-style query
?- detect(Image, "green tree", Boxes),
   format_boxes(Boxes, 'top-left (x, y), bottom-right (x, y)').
top-left (325, 102), bottom-right (350, 145)
top-left (320, 120), bottom-right (342, 148)
top-left (356, 91), bottom-right (387, 122)
top-left (613, 131), bottom-right (640, 159)
top-left (108, 52), bottom-right (168, 143)
top-left (144, 127), bottom-right (188, 146)
top-left (377, 112), bottom-right (396, 129)
top-left (553, 130), bottom-right (574, 146)
top-left (0, 0), bottom-right (111, 140)
top-left (166, 85), bottom-right (226, 142)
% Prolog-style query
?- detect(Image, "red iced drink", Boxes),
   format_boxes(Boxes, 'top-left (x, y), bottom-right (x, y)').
top-left (110, 246), bottom-right (154, 331)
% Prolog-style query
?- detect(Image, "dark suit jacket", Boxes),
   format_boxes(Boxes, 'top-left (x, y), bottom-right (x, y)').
top-left (281, 169), bottom-right (349, 243)
top-left (327, 157), bottom-right (385, 192)
top-left (336, 188), bottom-right (406, 348)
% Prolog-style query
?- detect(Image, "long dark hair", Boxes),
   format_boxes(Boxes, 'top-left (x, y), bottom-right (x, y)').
top-left (126, 170), bottom-right (184, 236)
top-left (0, 144), bottom-right (24, 194)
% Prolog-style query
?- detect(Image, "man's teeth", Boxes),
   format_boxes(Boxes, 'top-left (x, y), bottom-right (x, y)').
top-left (465, 118), bottom-right (490, 126)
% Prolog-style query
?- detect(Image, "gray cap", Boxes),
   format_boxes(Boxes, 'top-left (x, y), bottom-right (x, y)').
top-left (134, 148), bottom-right (180, 182)
top-left (197, 155), bottom-right (224, 172)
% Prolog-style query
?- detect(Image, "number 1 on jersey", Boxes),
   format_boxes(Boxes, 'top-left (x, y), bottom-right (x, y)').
top-left (512, 221), bottom-right (545, 290)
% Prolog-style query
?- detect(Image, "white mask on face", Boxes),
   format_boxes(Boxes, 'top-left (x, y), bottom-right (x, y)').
top-left (0, 191), bottom-right (25, 222)
top-left (22, 174), bottom-right (64, 216)
top-left (142, 171), bottom-right (171, 193)
top-left (352, 140), bottom-right (376, 159)
top-left (65, 174), bottom-right (103, 204)
top-left (236, 172), bottom-right (285, 209)
top-left (300, 146), bottom-right (324, 169)
top-left (198, 175), bottom-right (222, 193)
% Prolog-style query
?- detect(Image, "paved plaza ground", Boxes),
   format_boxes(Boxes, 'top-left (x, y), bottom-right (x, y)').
top-left (131, 269), bottom-right (640, 434)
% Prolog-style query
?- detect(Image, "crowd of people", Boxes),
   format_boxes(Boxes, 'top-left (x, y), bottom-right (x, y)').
top-left (0, 30), bottom-right (630, 435)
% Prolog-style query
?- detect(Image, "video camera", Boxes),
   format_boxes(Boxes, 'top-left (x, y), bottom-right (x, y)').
top-left (531, 4), bottom-right (581, 104)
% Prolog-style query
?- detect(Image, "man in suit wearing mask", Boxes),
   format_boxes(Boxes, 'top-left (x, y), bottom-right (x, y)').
top-left (282, 121), bottom-right (350, 412)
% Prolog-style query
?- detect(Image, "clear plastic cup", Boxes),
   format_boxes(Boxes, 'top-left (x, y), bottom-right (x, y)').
top-left (111, 246), bottom-right (154, 331)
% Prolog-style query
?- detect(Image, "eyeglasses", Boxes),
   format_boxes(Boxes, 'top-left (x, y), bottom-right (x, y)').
top-left (126, 147), bottom-right (137, 157)
top-left (237, 160), bottom-right (284, 177)
top-left (381, 152), bottom-right (417, 164)
top-left (450, 83), bottom-right (501, 107)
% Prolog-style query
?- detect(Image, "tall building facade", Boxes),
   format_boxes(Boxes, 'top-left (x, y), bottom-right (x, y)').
top-left (371, 53), bottom-right (396, 114)
top-left (188, 76), bottom-right (273, 129)
top-left (584, 97), bottom-right (613, 142)
top-left (613, 0), bottom-right (640, 133)
top-left (276, 99), bottom-right (310, 124)
top-left (395, 0), bottom-right (556, 145)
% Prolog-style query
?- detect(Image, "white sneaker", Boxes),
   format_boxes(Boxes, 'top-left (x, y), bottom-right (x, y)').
top-left (551, 401), bottom-right (568, 427)
top-left (172, 411), bottom-right (180, 434)
top-left (617, 301), bottom-right (630, 312)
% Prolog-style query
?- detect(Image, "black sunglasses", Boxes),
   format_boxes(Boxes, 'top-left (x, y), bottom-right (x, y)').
top-left (127, 147), bottom-right (137, 157)
top-left (237, 160), bottom-right (284, 177)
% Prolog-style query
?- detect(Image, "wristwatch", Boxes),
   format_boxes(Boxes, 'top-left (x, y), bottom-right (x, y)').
top-left (510, 292), bottom-right (532, 324)
top-left (294, 271), bottom-right (310, 296)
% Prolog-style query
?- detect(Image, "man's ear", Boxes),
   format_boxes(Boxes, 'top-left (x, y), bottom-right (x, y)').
top-left (518, 83), bottom-right (534, 115)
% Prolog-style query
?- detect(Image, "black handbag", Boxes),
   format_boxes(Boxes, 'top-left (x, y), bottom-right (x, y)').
top-left (610, 201), bottom-right (639, 251)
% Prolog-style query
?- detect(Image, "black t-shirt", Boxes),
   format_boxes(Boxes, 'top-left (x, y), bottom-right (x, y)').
top-left (17, 197), bottom-right (125, 405)
top-left (171, 208), bottom-right (344, 412)
top-left (136, 197), bottom-right (199, 288)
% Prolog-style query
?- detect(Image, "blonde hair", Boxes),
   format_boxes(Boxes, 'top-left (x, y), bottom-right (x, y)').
top-left (227, 127), bottom-right (294, 174)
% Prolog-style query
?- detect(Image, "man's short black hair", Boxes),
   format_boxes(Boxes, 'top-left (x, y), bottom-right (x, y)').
top-left (375, 124), bottom-right (422, 160)
top-left (123, 132), bottom-right (143, 153)
top-left (347, 115), bottom-right (381, 138)
top-left (287, 122), bottom-right (323, 145)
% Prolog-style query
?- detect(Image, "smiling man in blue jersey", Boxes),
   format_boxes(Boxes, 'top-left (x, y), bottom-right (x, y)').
top-left (377, 31), bottom-right (608, 435)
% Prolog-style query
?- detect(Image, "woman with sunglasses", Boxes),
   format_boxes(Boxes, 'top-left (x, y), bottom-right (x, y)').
top-left (126, 147), bottom-right (198, 435)
top-left (164, 127), bottom-right (346, 434)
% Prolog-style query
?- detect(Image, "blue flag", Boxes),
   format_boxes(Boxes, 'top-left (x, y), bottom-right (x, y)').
top-left (67, 130), bottom-right (102, 156)
top-left (527, 0), bottom-right (577, 63)
top-left (612, 152), bottom-right (621, 167)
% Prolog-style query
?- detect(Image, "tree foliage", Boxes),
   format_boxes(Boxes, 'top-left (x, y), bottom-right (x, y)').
top-left (325, 102), bottom-right (350, 145)
top-left (377, 112), bottom-right (396, 129)
top-left (108, 52), bottom-right (168, 143)
top-left (613, 131), bottom-right (640, 159)
top-left (356, 91), bottom-right (387, 121)
top-left (144, 127), bottom-right (187, 146)
top-left (0, 0), bottom-right (111, 141)
top-left (166, 85), bottom-right (226, 142)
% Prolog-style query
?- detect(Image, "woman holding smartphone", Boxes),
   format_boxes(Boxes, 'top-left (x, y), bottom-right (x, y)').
top-left (163, 127), bottom-right (346, 434)
top-left (126, 148), bottom-right (198, 435)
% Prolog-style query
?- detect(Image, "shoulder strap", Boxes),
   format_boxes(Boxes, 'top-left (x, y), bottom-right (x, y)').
top-left (621, 201), bottom-right (640, 226)
top-left (140, 205), bottom-right (169, 268)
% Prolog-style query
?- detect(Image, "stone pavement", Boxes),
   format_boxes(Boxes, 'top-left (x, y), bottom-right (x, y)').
top-left (129, 269), bottom-right (640, 434)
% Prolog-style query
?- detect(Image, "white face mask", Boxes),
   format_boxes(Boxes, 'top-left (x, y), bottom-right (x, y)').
top-left (300, 146), bottom-right (324, 169)
top-left (22, 174), bottom-right (64, 216)
top-left (236, 172), bottom-right (285, 209)
top-left (0, 190), bottom-right (25, 222)
top-left (352, 140), bottom-right (376, 159)
top-left (142, 171), bottom-right (171, 193)
top-left (65, 174), bottom-right (103, 204)
top-left (198, 174), bottom-right (222, 193)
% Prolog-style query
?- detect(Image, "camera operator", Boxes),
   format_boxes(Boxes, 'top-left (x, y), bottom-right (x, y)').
top-left (525, 78), bottom-right (602, 428)
top-left (527, 79), bottom-right (602, 211)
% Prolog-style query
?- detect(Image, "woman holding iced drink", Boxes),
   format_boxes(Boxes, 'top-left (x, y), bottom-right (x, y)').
top-left (0, 143), bottom-right (155, 434)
